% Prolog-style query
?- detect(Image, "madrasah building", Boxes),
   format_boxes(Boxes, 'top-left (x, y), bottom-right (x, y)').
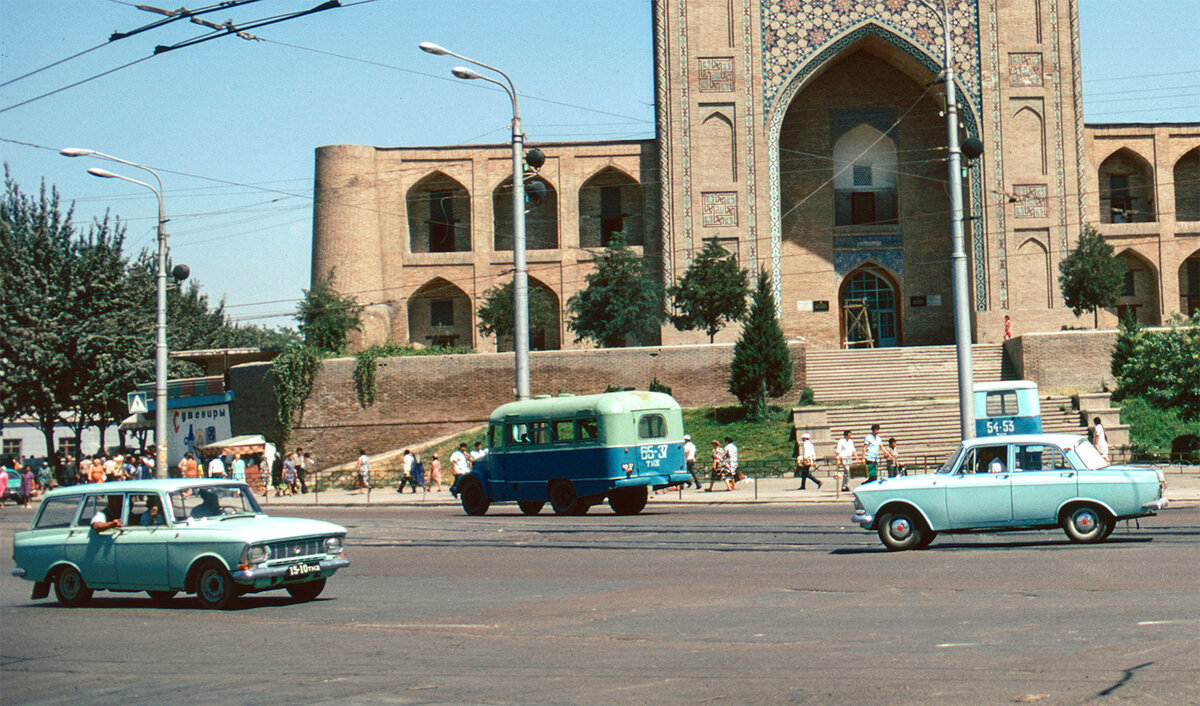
top-left (311, 0), bottom-right (1199, 353)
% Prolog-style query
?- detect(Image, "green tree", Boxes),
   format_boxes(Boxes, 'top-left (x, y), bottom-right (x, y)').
top-left (1059, 224), bottom-right (1125, 327)
top-left (566, 232), bottom-right (664, 347)
top-left (728, 271), bottom-right (793, 421)
top-left (296, 271), bottom-right (362, 354)
top-left (668, 238), bottom-right (749, 342)
top-left (476, 279), bottom-right (558, 350)
top-left (1111, 312), bottom-right (1200, 422)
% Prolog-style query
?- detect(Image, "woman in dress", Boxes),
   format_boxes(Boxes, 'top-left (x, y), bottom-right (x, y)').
top-left (427, 454), bottom-right (442, 491)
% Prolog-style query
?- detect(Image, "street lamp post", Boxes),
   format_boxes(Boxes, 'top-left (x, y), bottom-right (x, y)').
top-left (420, 42), bottom-right (531, 401)
top-left (60, 148), bottom-right (172, 476)
top-left (915, 0), bottom-right (976, 440)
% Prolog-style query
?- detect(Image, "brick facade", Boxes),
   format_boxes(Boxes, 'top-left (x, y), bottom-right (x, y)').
top-left (231, 344), bottom-right (806, 465)
top-left (1003, 329), bottom-right (1117, 393)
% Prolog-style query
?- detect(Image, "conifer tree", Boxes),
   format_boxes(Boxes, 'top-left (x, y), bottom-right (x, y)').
top-left (668, 238), bottom-right (749, 342)
top-left (1059, 224), bottom-right (1125, 327)
top-left (567, 232), bottom-right (664, 347)
top-left (728, 270), bottom-right (793, 421)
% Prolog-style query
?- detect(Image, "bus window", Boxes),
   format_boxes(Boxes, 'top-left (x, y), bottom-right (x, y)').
top-left (552, 419), bottom-right (574, 442)
top-left (985, 391), bottom-right (1018, 417)
top-left (638, 414), bottom-right (667, 439)
top-left (531, 421), bottom-right (553, 444)
top-left (578, 418), bottom-right (599, 440)
top-left (508, 423), bottom-right (532, 445)
top-left (488, 424), bottom-right (501, 449)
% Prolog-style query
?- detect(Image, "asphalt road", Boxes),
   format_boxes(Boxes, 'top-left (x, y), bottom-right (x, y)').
top-left (2, 503), bottom-right (1198, 705)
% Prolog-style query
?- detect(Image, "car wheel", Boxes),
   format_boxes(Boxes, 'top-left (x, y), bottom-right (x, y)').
top-left (285, 578), bottom-right (326, 603)
top-left (549, 481), bottom-right (581, 515)
top-left (517, 500), bottom-right (544, 516)
top-left (459, 477), bottom-right (491, 516)
top-left (1062, 504), bottom-right (1111, 543)
top-left (608, 486), bottom-right (648, 515)
top-left (915, 531), bottom-right (938, 550)
top-left (54, 566), bottom-right (93, 607)
top-left (147, 590), bottom-right (178, 604)
top-left (877, 509), bottom-right (925, 551)
top-left (194, 560), bottom-right (238, 610)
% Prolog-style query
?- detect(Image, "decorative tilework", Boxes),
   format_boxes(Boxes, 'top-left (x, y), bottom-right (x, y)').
top-left (1070, 0), bottom-right (1087, 239)
top-left (680, 0), bottom-right (693, 254)
top-left (759, 0), bottom-right (982, 121)
top-left (1048, 0), bottom-right (1069, 256)
top-left (1008, 53), bottom-right (1044, 87)
top-left (741, 0), bottom-right (761, 281)
top-left (655, 0), bottom-right (675, 278)
top-left (987, 0), bottom-right (1004, 310)
top-left (699, 57), bottom-right (736, 92)
top-left (833, 250), bottom-right (904, 280)
top-left (1013, 184), bottom-right (1049, 218)
top-left (702, 191), bottom-right (739, 226)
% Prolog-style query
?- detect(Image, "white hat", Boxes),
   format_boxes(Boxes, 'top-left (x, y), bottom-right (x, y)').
top-left (801, 432), bottom-right (811, 439)
top-left (683, 434), bottom-right (691, 440)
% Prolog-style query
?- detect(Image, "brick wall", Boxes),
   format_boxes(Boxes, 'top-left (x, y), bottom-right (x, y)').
top-left (1004, 330), bottom-right (1117, 393)
top-left (230, 343), bottom-right (807, 466)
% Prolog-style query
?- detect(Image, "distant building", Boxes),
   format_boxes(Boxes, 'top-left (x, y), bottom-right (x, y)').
top-left (312, 0), bottom-right (1199, 352)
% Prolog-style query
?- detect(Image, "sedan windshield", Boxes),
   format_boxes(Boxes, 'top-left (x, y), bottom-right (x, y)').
top-left (935, 447), bottom-right (965, 474)
top-left (169, 484), bottom-right (262, 522)
top-left (1070, 440), bottom-right (1109, 469)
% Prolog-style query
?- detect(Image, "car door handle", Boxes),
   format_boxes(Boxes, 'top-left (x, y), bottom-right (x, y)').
top-left (1060, 471), bottom-right (1075, 478)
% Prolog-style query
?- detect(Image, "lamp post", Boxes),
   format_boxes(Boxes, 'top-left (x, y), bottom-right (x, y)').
top-left (915, 0), bottom-right (975, 440)
top-left (60, 148), bottom-right (172, 475)
top-left (420, 41), bottom-right (531, 401)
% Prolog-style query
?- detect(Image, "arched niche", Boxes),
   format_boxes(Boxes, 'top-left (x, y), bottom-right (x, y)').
top-left (578, 166), bottom-right (643, 248)
top-left (832, 123), bottom-right (899, 226)
top-left (1180, 250), bottom-right (1200, 317)
top-left (491, 276), bottom-right (562, 352)
top-left (1174, 147), bottom-right (1199, 222)
top-left (407, 277), bottom-right (472, 348)
top-left (1012, 236), bottom-right (1052, 310)
top-left (1114, 249), bottom-right (1159, 325)
top-left (407, 171), bottom-right (470, 253)
top-left (1099, 148), bottom-right (1156, 223)
top-left (839, 263), bottom-right (900, 347)
top-left (494, 176), bottom-right (558, 250)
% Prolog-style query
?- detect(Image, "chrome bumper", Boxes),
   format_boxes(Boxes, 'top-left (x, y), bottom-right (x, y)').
top-left (232, 556), bottom-right (350, 582)
top-left (851, 512), bottom-right (874, 528)
top-left (11, 567), bottom-right (26, 578)
top-left (1141, 498), bottom-right (1168, 511)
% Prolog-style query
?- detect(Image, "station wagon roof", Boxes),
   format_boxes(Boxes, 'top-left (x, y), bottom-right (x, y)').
top-left (962, 433), bottom-right (1086, 448)
top-left (490, 390), bottom-right (678, 422)
top-left (974, 380), bottom-right (1038, 392)
top-left (39, 478), bottom-right (247, 498)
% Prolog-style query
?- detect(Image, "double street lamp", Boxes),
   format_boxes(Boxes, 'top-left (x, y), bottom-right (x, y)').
top-left (60, 148), bottom-right (171, 477)
top-left (420, 41), bottom-right (531, 401)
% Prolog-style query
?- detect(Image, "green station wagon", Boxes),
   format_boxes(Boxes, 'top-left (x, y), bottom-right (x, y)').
top-left (852, 434), bottom-right (1168, 551)
top-left (11, 479), bottom-right (349, 609)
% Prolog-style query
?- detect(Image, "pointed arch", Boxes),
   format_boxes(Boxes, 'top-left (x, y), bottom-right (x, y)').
top-left (579, 166), bottom-right (643, 248)
top-left (700, 110), bottom-right (737, 182)
top-left (1013, 235), bottom-right (1052, 310)
top-left (1174, 147), bottom-right (1199, 222)
top-left (832, 123), bottom-right (899, 225)
top-left (407, 277), bottom-right (472, 348)
top-left (1114, 248), bottom-right (1159, 325)
top-left (494, 175), bottom-right (558, 250)
top-left (1099, 147), bottom-right (1156, 223)
top-left (407, 171), bottom-right (470, 253)
top-left (839, 263), bottom-right (901, 347)
top-left (1179, 249), bottom-right (1200, 317)
top-left (1009, 104), bottom-right (1046, 176)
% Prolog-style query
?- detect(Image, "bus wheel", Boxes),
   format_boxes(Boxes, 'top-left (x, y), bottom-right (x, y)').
top-left (517, 500), bottom-right (544, 516)
top-left (459, 477), bottom-right (491, 516)
top-left (609, 486), bottom-right (648, 515)
top-left (549, 480), bottom-right (580, 515)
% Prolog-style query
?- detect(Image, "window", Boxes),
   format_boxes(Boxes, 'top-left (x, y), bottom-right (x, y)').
top-left (128, 494), bottom-right (166, 527)
top-left (600, 186), bottom-right (623, 245)
top-left (507, 423), bottom-right (532, 445)
top-left (833, 124), bottom-right (899, 226)
top-left (34, 496), bottom-right (80, 529)
top-left (577, 418), bottom-right (600, 441)
top-left (57, 438), bottom-right (77, 460)
top-left (2, 439), bottom-right (20, 459)
top-left (430, 299), bottom-right (454, 327)
top-left (552, 420), bottom-right (574, 442)
top-left (1109, 175), bottom-right (1131, 223)
top-left (637, 414), bottom-right (667, 439)
top-left (77, 494), bottom-right (123, 527)
top-left (530, 421), bottom-right (554, 445)
top-left (985, 391), bottom-right (1018, 417)
top-left (1015, 444), bottom-right (1070, 472)
top-left (1122, 268), bottom-right (1136, 296)
top-left (428, 191), bottom-right (456, 253)
top-left (964, 447), bottom-right (1007, 473)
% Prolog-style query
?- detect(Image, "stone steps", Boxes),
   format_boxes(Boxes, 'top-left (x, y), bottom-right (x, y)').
top-left (805, 344), bottom-right (1007, 404)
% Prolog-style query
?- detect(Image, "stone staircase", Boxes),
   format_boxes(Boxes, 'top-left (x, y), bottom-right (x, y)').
top-left (793, 345), bottom-right (1098, 467)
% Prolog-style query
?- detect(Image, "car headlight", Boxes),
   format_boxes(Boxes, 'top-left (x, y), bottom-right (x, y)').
top-left (324, 536), bottom-right (343, 554)
top-left (246, 545), bottom-right (271, 564)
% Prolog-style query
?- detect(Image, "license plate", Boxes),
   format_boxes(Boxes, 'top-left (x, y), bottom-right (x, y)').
top-left (286, 563), bottom-right (321, 578)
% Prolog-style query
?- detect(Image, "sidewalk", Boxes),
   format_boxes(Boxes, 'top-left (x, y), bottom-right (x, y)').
top-left (256, 467), bottom-right (1200, 509)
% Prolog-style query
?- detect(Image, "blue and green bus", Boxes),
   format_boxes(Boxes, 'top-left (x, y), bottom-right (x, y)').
top-left (974, 380), bottom-right (1043, 437)
top-left (457, 391), bottom-right (692, 516)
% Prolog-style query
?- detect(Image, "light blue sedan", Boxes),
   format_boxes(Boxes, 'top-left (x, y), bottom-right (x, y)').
top-left (11, 479), bottom-right (349, 609)
top-left (851, 434), bottom-right (1168, 551)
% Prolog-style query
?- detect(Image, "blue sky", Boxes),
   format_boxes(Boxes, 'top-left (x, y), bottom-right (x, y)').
top-left (1, 0), bottom-right (1196, 329)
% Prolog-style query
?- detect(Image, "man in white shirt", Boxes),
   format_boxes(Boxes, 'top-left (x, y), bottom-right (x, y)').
top-left (683, 434), bottom-right (700, 489)
top-left (450, 443), bottom-right (471, 497)
top-left (796, 432), bottom-right (821, 490)
top-left (207, 454), bottom-right (226, 478)
top-left (835, 430), bottom-right (856, 492)
top-left (723, 437), bottom-right (738, 485)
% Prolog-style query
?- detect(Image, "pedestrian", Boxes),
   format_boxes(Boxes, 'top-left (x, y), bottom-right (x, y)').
top-left (230, 452), bottom-right (246, 483)
top-left (796, 432), bottom-right (822, 490)
top-left (397, 449), bottom-right (415, 493)
top-left (428, 453), bottom-right (443, 491)
top-left (281, 453), bottom-right (298, 495)
top-left (178, 452), bottom-right (199, 479)
top-left (207, 453), bottom-right (226, 479)
top-left (835, 430), bottom-right (855, 492)
top-left (301, 451), bottom-right (315, 493)
top-left (449, 443), bottom-right (470, 497)
top-left (89, 458), bottom-right (106, 484)
top-left (1003, 314), bottom-right (1013, 340)
top-left (683, 434), bottom-right (701, 489)
top-left (469, 441), bottom-right (488, 466)
top-left (863, 424), bottom-right (883, 482)
top-left (706, 440), bottom-right (731, 492)
top-left (724, 436), bottom-right (740, 487)
top-left (1093, 417), bottom-right (1110, 463)
top-left (20, 464), bottom-right (36, 507)
top-left (882, 437), bottom-right (903, 477)
top-left (353, 449), bottom-right (371, 494)
top-left (411, 452), bottom-right (425, 491)
top-left (270, 452), bottom-right (284, 496)
top-left (295, 447), bottom-right (308, 494)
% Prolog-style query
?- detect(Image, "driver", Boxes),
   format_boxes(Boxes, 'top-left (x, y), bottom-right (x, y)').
top-left (189, 488), bottom-right (223, 518)
top-left (91, 496), bottom-right (123, 532)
